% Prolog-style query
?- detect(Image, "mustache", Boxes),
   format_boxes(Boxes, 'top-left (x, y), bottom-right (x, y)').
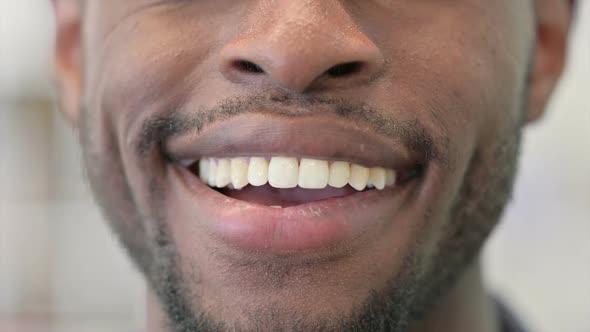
top-left (136, 94), bottom-right (442, 162)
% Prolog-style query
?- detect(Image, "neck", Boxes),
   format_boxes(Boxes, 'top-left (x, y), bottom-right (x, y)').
top-left (146, 289), bottom-right (167, 332)
top-left (410, 259), bottom-right (500, 332)
top-left (146, 259), bottom-right (498, 332)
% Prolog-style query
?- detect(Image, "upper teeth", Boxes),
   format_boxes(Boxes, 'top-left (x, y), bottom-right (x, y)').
top-left (195, 157), bottom-right (396, 191)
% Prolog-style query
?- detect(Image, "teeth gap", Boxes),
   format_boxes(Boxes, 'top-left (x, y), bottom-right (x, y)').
top-left (188, 161), bottom-right (199, 174)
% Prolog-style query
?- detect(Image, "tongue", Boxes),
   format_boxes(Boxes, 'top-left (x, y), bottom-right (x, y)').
top-left (219, 185), bottom-right (362, 207)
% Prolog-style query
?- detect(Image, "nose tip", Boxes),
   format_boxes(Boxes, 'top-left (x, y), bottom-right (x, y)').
top-left (219, 30), bottom-right (384, 93)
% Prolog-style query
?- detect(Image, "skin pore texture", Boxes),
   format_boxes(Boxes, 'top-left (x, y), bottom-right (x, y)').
top-left (53, 1), bottom-right (572, 331)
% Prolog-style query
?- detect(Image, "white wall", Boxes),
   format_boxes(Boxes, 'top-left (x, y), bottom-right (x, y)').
top-left (0, 0), bottom-right (55, 101)
top-left (0, 0), bottom-right (145, 329)
top-left (0, 102), bottom-right (53, 316)
top-left (1, 1), bottom-right (589, 331)
top-left (483, 4), bottom-right (590, 331)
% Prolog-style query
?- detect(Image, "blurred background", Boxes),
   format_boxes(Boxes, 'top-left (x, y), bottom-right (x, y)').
top-left (1, 1), bottom-right (589, 332)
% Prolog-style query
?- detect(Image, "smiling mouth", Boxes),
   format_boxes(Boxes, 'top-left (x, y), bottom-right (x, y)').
top-left (163, 113), bottom-right (430, 252)
top-left (181, 156), bottom-right (421, 208)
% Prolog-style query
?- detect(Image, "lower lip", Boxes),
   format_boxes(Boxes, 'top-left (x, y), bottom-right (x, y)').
top-left (170, 165), bottom-right (418, 254)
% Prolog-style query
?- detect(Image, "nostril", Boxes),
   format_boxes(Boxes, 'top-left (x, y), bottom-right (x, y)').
top-left (325, 62), bottom-right (363, 77)
top-left (233, 60), bottom-right (265, 74)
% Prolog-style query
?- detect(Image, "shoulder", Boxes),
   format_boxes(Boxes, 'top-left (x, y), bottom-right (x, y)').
top-left (495, 298), bottom-right (530, 332)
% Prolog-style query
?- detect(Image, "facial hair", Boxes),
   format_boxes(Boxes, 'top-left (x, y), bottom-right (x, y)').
top-left (79, 91), bottom-right (524, 332)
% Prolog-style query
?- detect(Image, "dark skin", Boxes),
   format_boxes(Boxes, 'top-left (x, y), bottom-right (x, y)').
top-left (53, 1), bottom-right (572, 331)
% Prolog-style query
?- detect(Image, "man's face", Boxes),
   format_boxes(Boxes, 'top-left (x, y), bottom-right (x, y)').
top-left (54, 0), bottom-right (570, 331)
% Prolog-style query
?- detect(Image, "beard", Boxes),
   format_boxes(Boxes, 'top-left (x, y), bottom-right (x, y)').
top-left (79, 87), bottom-right (524, 332)
top-left (147, 129), bottom-right (520, 332)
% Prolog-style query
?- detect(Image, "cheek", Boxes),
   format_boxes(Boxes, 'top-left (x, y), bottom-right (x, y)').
top-left (80, 9), bottom-right (219, 240)
top-left (368, 4), bottom-right (531, 256)
top-left (372, 1), bottom-right (530, 138)
top-left (84, 10), bottom-right (219, 134)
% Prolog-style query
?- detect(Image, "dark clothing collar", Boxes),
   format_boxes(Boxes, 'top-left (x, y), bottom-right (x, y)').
top-left (496, 299), bottom-right (529, 332)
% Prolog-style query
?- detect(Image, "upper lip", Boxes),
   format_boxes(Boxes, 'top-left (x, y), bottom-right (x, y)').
top-left (164, 113), bottom-right (425, 171)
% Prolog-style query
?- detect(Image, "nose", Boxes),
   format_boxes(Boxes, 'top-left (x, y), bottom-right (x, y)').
top-left (219, 1), bottom-right (384, 93)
